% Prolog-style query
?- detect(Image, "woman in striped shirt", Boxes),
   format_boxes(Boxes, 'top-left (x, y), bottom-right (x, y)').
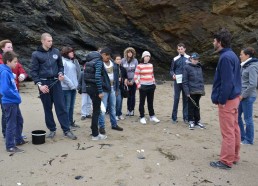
top-left (134, 51), bottom-right (160, 124)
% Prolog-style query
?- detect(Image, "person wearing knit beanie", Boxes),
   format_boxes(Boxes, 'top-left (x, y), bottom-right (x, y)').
top-left (141, 51), bottom-right (151, 59)
top-left (134, 51), bottom-right (160, 124)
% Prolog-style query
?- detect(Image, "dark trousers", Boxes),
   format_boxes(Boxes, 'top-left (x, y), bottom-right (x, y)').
top-left (3, 104), bottom-right (23, 149)
top-left (127, 83), bottom-right (136, 112)
top-left (0, 94), bottom-right (6, 137)
top-left (172, 82), bottom-right (188, 121)
top-left (86, 87), bottom-right (101, 137)
top-left (188, 94), bottom-right (201, 123)
top-left (139, 85), bottom-right (155, 118)
top-left (40, 80), bottom-right (70, 133)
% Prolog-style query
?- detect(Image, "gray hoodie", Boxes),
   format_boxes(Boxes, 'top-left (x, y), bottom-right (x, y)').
top-left (241, 58), bottom-right (258, 98)
top-left (61, 57), bottom-right (81, 90)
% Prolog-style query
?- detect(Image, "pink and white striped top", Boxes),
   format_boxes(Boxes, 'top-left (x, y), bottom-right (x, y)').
top-left (134, 63), bottom-right (155, 88)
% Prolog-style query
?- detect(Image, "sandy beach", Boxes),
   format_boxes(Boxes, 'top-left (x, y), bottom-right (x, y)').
top-left (0, 81), bottom-right (258, 186)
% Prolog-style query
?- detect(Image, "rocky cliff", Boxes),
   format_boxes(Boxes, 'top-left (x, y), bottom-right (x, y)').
top-left (0, 0), bottom-right (258, 77)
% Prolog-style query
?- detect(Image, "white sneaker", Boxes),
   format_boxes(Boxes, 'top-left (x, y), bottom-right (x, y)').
top-left (130, 110), bottom-right (134, 116)
top-left (126, 110), bottom-right (130, 116)
top-left (119, 115), bottom-right (125, 120)
top-left (150, 116), bottom-right (160, 123)
top-left (140, 117), bottom-right (147, 124)
top-left (189, 121), bottom-right (195, 130)
top-left (92, 134), bottom-right (107, 141)
top-left (115, 116), bottom-right (119, 121)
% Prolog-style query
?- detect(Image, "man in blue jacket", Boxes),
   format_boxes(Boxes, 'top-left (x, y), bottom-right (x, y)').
top-left (30, 33), bottom-right (77, 140)
top-left (210, 28), bottom-right (241, 170)
top-left (170, 43), bottom-right (189, 124)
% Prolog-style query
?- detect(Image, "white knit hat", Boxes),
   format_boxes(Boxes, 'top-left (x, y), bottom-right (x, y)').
top-left (141, 51), bottom-right (151, 58)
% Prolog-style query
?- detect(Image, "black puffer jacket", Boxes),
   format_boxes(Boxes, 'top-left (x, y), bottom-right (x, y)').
top-left (84, 51), bottom-right (111, 93)
top-left (182, 63), bottom-right (205, 96)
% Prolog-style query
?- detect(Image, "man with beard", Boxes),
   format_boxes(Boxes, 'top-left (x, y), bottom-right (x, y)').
top-left (210, 28), bottom-right (241, 170)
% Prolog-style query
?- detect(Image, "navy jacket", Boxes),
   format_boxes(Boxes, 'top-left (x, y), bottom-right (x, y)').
top-left (170, 54), bottom-right (190, 78)
top-left (30, 46), bottom-right (63, 84)
top-left (182, 63), bottom-right (205, 96)
top-left (211, 48), bottom-right (241, 104)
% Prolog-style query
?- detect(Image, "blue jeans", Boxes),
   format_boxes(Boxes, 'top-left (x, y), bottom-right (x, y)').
top-left (238, 97), bottom-right (256, 144)
top-left (99, 88), bottom-right (117, 128)
top-left (116, 89), bottom-right (123, 116)
top-left (0, 94), bottom-right (6, 138)
top-left (3, 104), bottom-right (24, 149)
top-left (63, 89), bottom-right (77, 125)
top-left (172, 82), bottom-right (188, 121)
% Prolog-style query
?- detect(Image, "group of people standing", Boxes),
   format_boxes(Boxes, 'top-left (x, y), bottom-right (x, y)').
top-left (169, 28), bottom-right (258, 170)
top-left (0, 28), bottom-right (257, 172)
top-left (0, 33), bottom-right (161, 152)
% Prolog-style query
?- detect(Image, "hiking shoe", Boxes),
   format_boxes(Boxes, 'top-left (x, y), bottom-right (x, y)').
top-left (71, 122), bottom-right (80, 131)
top-left (140, 117), bottom-right (147, 124)
top-left (195, 121), bottom-right (205, 129)
top-left (99, 128), bottom-right (106, 135)
top-left (22, 134), bottom-right (27, 139)
top-left (7, 147), bottom-right (25, 153)
top-left (241, 140), bottom-right (253, 145)
top-left (16, 140), bottom-right (29, 146)
top-left (86, 115), bottom-right (92, 118)
top-left (210, 161), bottom-right (231, 170)
top-left (47, 131), bottom-right (56, 139)
top-left (171, 120), bottom-right (178, 124)
top-left (64, 131), bottom-right (77, 140)
top-left (81, 116), bottom-right (86, 120)
top-left (189, 121), bottom-right (195, 130)
top-left (112, 125), bottom-right (123, 131)
top-left (150, 116), bottom-right (160, 123)
top-left (92, 134), bottom-right (107, 141)
top-left (71, 121), bottom-right (80, 128)
top-left (126, 110), bottom-right (130, 116)
top-left (118, 115), bottom-right (125, 120)
top-left (115, 116), bottom-right (119, 121)
top-left (130, 110), bottom-right (134, 116)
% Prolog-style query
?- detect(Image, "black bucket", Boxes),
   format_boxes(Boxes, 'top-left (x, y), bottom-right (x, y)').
top-left (32, 130), bottom-right (46, 145)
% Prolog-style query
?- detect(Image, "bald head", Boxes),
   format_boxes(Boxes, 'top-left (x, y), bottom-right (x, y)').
top-left (41, 33), bottom-right (53, 51)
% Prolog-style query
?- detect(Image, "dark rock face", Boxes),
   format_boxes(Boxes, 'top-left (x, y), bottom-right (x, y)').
top-left (0, 0), bottom-right (258, 76)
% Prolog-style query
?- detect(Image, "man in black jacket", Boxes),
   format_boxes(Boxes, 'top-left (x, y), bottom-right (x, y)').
top-left (30, 33), bottom-right (77, 140)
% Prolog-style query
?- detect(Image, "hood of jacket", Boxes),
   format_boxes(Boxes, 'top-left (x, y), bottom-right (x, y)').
top-left (0, 64), bottom-right (10, 75)
top-left (37, 45), bottom-right (53, 52)
top-left (188, 62), bottom-right (202, 68)
top-left (123, 47), bottom-right (136, 59)
top-left (85, 51), bottom-right (102, 62)
top-left (243, 58), bottom-right (258, 68)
